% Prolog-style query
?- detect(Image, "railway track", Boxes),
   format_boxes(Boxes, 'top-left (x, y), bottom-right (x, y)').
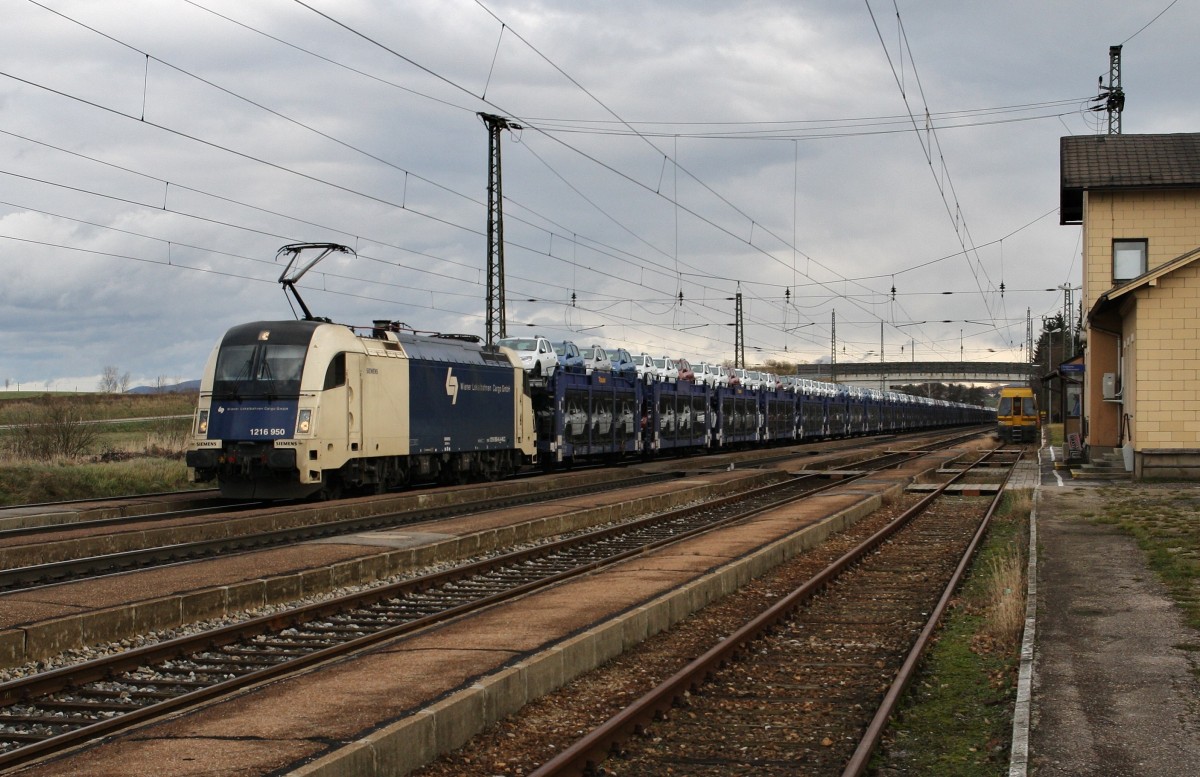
top-left (0, 435), bottom-right (981, 770)
top-left (0, 489), bottom-right (220, 514)
top-left (0, 472), bottom-right (681, 592)
top-left (529, 446), bottom-right (1017, 776)
top-left (0, 500), bottom-right (264, 542)
top-left (0, 429), bottom-right (981, 593)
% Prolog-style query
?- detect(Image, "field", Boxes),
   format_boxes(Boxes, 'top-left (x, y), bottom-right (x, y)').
top-left (0, 392), bottom-right (201, 505)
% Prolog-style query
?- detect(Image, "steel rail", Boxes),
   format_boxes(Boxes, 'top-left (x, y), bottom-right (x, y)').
top-left (0, 488), bottom-right (219, 512)
top-left (0, 501), bottom-right (263, 541)
top-left (0, 468), bottom-right (867, 768)
top-left (0, 472), bottom-right (680, 591)
top-left (840, 451), bottom-right (1021, 776)
top-left (528, 441), bottom-right (1006, 776)
top-left (1, 428), bottom-right (979, 591)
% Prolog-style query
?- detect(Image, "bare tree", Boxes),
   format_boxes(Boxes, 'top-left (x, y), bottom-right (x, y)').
top-left (98, 366), bottom-right (118, 393)
top-left (98, 365), bottom-right (131, 393)
top-left (6, 398), bottom-right (97, 460)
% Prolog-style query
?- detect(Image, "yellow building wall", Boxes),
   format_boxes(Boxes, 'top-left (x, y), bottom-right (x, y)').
top-left (1081, 189), bottom-right (1200, 450)
top-left (1129, 265), bottom-right (1200, 449)
top-left (1122, 304), bottom-right (1137, 442)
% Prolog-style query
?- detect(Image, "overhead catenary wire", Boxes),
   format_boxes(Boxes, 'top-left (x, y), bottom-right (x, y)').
top-left (10, 0), bottom-right (796, 332)
top-left (863, 0), bottom-right (1022, 354)
top-left (36, 0), bottom-right (1063, 325)
top-left (0, 6), bottom-right (782, 354)
top-left (0, 0), bottom-right (1065, 374)
top-left (288, 0), bottom-right (978, 345)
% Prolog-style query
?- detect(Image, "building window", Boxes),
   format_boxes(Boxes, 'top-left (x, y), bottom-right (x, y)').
top-left (1113, 239), bottom-right (1147, 283)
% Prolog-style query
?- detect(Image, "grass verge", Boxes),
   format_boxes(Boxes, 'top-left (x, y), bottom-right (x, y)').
top-left (0, 392), bottom-right (194, 424)
top-left (871, 490), bottom-right (1031, 776)
top-left (0, 393), bottom-right (201, 504)
top-left (0, 458), bottom-right (196, 505)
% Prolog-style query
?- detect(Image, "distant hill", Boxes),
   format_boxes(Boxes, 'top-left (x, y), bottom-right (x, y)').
top-left (128, 380), bottom-right (201, 394)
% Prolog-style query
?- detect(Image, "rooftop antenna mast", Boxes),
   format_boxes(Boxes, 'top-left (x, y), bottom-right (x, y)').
top-left (1092, 45), bottom-right (1125, 134)
top-left (480, 113), bottom-right (522, 345)
top-left (276, 243), bottom-right (355, 321)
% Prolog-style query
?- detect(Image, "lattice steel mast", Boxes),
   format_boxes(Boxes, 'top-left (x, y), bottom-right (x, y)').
top-left (733, 288), bottom-right (745, 369)
top-left (480, 113), bottom-right (521, 345)
top-left (830, 309), bottom-right (837, 385)
top-left (1092, 45), bottom-right (1125, 135)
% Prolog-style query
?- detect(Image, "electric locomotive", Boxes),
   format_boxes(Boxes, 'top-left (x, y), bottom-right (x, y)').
top-left (185, 244), bottom-right (536, 499)
top-left (185, 319), bottom-right (536, 499)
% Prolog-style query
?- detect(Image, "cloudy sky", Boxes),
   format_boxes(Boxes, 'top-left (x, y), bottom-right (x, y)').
top-left (1, 0), bottom-right (1195, 391)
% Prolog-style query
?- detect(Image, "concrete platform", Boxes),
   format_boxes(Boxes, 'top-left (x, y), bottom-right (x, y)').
top-left (781, 469), bottom-right (871, 479)
top-left (905, 482), bottom-right (1002, 496)
top-left (1005, 456), bottom-right (1042, 491)
top-left (0, 438), bottom-right (930, 667)
top-left (0, 469), bottom-right (638, 568)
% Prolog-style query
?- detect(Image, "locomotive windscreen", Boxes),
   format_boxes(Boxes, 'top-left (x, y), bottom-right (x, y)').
top-left (212, 321), bottom-right (318, 399)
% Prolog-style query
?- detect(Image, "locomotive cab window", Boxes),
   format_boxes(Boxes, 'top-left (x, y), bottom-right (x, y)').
top-left (323, 353), bottom-right (346, 390)
top-left (215, 345), bottom-right (256, 384)
top-left (261, 345), bottom-right (306, 383)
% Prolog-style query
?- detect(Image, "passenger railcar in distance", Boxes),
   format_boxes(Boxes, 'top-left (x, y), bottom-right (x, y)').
top-left (995, 386), bottom-right (1039, 443)
top-left (186, 319), bottom-right (536, 499)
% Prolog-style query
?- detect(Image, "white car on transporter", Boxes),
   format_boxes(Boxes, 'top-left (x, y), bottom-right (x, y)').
top-left (652, 356), bottom-right (679, 384)
top-left (632, 353), bottom-right (658, 384)
top-left (496, 335), bottom-right (559, 378)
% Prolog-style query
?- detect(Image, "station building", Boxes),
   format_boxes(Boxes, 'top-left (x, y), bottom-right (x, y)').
top-left (1060, 132), bottom-right (1200, 478)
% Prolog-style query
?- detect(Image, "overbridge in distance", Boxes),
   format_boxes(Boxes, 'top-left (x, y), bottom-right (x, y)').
top-left (792, 361), bottom-right (1032, 388)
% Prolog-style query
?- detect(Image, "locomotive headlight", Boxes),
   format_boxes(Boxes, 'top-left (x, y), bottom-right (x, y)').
top-left (297, 408), bottom-right (313, 434)
top-left (196, 410), bottom-right (209, 436)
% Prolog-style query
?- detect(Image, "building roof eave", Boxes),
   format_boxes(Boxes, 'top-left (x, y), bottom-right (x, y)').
top-left (1060, 133), bottom-right (1200, 224)
top-left (1088, 244), bottom-right (1200, 323)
